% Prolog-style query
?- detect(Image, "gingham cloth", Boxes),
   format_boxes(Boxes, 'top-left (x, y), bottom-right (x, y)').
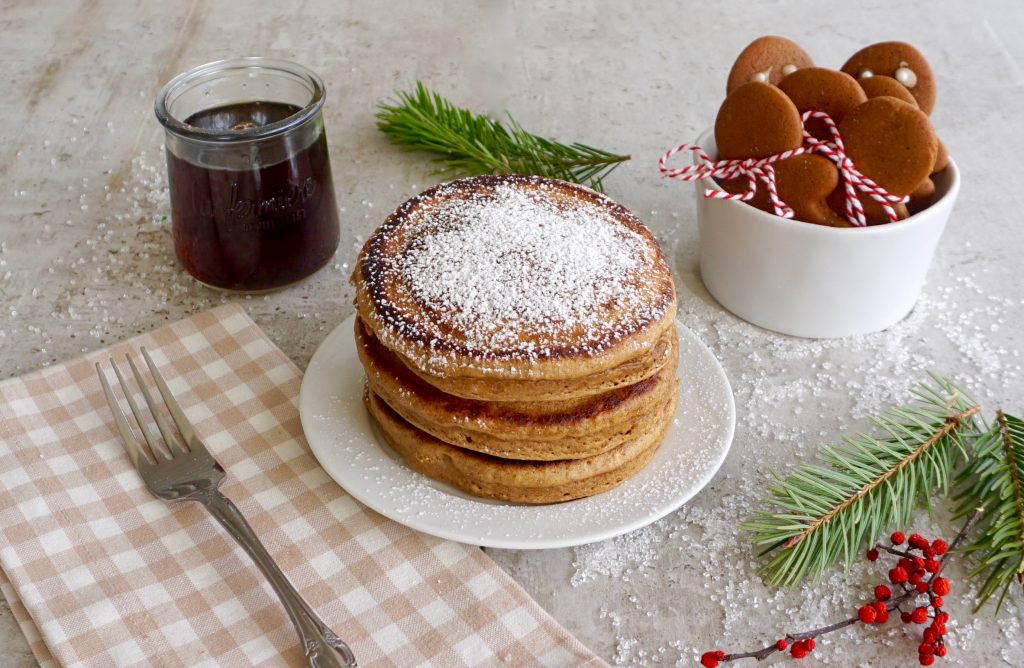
top-left (0, 304), bottom-right (603, 668)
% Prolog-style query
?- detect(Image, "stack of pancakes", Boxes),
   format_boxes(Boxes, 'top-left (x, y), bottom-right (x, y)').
top-left (353, 175), bottom-right (678, 504)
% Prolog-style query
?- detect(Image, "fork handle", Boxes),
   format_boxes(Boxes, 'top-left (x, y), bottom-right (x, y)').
top-left (200, 490), bottom-right (357, 667)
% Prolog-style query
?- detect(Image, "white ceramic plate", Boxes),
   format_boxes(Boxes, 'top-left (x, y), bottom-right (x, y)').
top-left (299, 315), bottom-right (735, 550)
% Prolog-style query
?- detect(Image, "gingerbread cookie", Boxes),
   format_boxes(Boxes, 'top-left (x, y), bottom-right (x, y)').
top-left (841, 41), bottom-right (936, 114)
top-left (835, 96), bottom-right (937, 224)
top-left (775, 155), bottom-right (850, 227)
top-left (932, 139), bottom-right (949, 173)
top-left (839, 97), bottom-right (937, 196)
top-left (907, 176), bottom-right (937, 215)
top-left (858, 75), bottom-right (917, 106)
top-left (726, 36), bottom-right (815, 94)
top-left (826, 189), bottom-right (909, 226)
top-left (778, 67), bottom-right (867, 140)
top-left (715, 81), bottom-right (803, 159)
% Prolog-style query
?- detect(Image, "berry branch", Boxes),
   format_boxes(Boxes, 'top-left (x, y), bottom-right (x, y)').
top-left (701, 508), bottom-right (983, 667)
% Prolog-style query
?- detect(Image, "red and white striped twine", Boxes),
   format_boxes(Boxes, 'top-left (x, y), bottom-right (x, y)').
top-left (658, 110), bottom-right (909, 227)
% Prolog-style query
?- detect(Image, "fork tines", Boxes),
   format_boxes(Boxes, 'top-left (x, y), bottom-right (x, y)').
top-left (96, 348), bottom-right (194, 466)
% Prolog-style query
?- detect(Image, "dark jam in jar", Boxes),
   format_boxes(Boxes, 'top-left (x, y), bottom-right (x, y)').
top-left (167, 101), bottom-right (340, 291)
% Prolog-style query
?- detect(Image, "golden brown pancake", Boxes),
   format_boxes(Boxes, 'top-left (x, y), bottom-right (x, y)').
top-left (357, 316), bottom-right (678, 460)
top-left (365, 389), bottom-right (674, 504)
top-left (353, 175), bottom-right (677, 385)
top-left (387, 323), bottom-right (676, 403)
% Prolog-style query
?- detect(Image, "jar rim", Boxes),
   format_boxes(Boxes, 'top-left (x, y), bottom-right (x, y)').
top-left (154, 57), bottom-right (326, 143)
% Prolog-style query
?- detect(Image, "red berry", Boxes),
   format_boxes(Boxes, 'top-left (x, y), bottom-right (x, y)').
top-left (933, 577), bottom-right (951, 596)
top-left (912, 556), bottom-right (926, 571)
top-left (936, 645), bottom-right (947, 657)
top-left (909, 534), bottom-right (929, 549)
top-left (901, 611), bottom-right (913, 623)
top-left (919, 643), bottom-right (935, 655)
top-left (932, 621), bottom-right (947, 636)
top-left (876, 609), bottom-right (889, 624)
top-left (923, 629), bottom-right (937, 644)
top-left (875, 584), bottom-right (892, 601)
top-left (916, 582), bottom-right (930, 593)
top-left (891, 531), bottom-right (906, 545)
top-left (932, 539), bottom-right (948, 555)
top-left (931, 596), bottom-right (944, 608)
top-left (889, 567), bottom-right (909, 584)
top-left (909, 572), bottom-right (923, 586)
top-left (775, 639), bottom-right (788, 651)
top-left (858, 604), bottom-right (878, 624)
top-left (866, 548), bottom-right (880, 561)
top-left (919, 654), bottom-right (935, 666)
top-left (790, 643), bottom-right (809, 659)
top-left (873, 601), bottom-right (887, 616)
top-left (924, 559), bottom-right (941, 573)
top-left (911, 607), bottom-right (929, 624)
top-left (805, 638), bottom-right (815, 651)
top-left (936, 611), bottom-right (950, 623)
top-left (923, 547), bottom-right (936, 559)
top-left (700, 651), bottom-right (720, 668)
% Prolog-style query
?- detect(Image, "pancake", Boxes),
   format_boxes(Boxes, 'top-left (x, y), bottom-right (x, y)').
top-left (357, 316), bottom-right (679, 460)
top-left (354, 174), bottom-right (677, 384)
top-left (365, 389), bottom-right (674, 504)
top-left (388, 323), bottom-right (676, 402)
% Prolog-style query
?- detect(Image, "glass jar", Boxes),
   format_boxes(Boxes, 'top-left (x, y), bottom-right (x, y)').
top-left (155, 58), bottom-right (340, 292)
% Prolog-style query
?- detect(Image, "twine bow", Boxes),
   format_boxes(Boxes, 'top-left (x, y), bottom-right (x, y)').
top-left (659, 110), bottom-right (909, 227)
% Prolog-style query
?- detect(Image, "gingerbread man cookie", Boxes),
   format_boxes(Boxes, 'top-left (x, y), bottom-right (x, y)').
top-left (835, 96), bottom-right (937, 224)
top-left (841, 41), bottom-right (936, 114)
top-left (778, 68), bottom-right (867, 123)
top-left (933, 139), bottom-right (949, 173)
top-left (726, 36), bottom-right (815, 94)
top-left (858, 75), bottom-right (917, 106)
top-left (714, 81), bottom-right (803, 159)
top-left (775, 155), bottom-right (851, 227)
top-left (778, 67), bottom-right (867, 140)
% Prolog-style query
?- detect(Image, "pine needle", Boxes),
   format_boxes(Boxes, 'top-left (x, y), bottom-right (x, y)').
top-left (743, 374), bottom-right (982, 587)
top-left (375, 82), bottom-right (630, 192)
top-left (954, 410), bottom-right (1024, 612)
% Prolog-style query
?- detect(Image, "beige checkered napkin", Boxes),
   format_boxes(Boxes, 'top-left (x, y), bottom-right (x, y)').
top-left (0, 304), bottom-right (604, 668)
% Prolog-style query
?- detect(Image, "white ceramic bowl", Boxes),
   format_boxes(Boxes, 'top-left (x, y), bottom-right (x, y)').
top-left (692, 128), bottom-right (960, 338)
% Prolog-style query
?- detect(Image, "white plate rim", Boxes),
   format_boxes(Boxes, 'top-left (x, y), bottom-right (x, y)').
top-left (298, 315), bottom-right (735, 550)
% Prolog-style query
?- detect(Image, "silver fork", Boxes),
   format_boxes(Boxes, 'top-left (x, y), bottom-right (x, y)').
top-left (97, 348), bottom-right (357, 668)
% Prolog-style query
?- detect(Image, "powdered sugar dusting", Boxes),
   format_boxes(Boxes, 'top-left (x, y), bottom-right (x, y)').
top-left (363, 176), bottom-right (673, 365)
top-left (406, 184), bottom-right (648, 343)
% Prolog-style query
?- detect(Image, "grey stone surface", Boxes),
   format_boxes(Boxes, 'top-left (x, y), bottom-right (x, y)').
top-left (2, 0), bottom-right (1024, 665)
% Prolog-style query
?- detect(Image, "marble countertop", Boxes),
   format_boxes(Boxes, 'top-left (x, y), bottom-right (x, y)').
top-left (3, 1), bottom-right (1023, 665)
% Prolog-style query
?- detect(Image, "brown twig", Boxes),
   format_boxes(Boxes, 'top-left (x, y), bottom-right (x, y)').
top-left (879, 545), bottom-right (914, 558)
top-left (784, 406), bottom-right (981, 549)
top-left (719, 508), bottom-right (984, 663)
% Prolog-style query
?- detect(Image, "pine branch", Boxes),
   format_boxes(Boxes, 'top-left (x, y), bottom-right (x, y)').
top-left (954, 410), bottom-right (1024, 612)
top-left (742, 375), bottom-right (982, 587)
top-left (375, 82), bottom-right (630, 192)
